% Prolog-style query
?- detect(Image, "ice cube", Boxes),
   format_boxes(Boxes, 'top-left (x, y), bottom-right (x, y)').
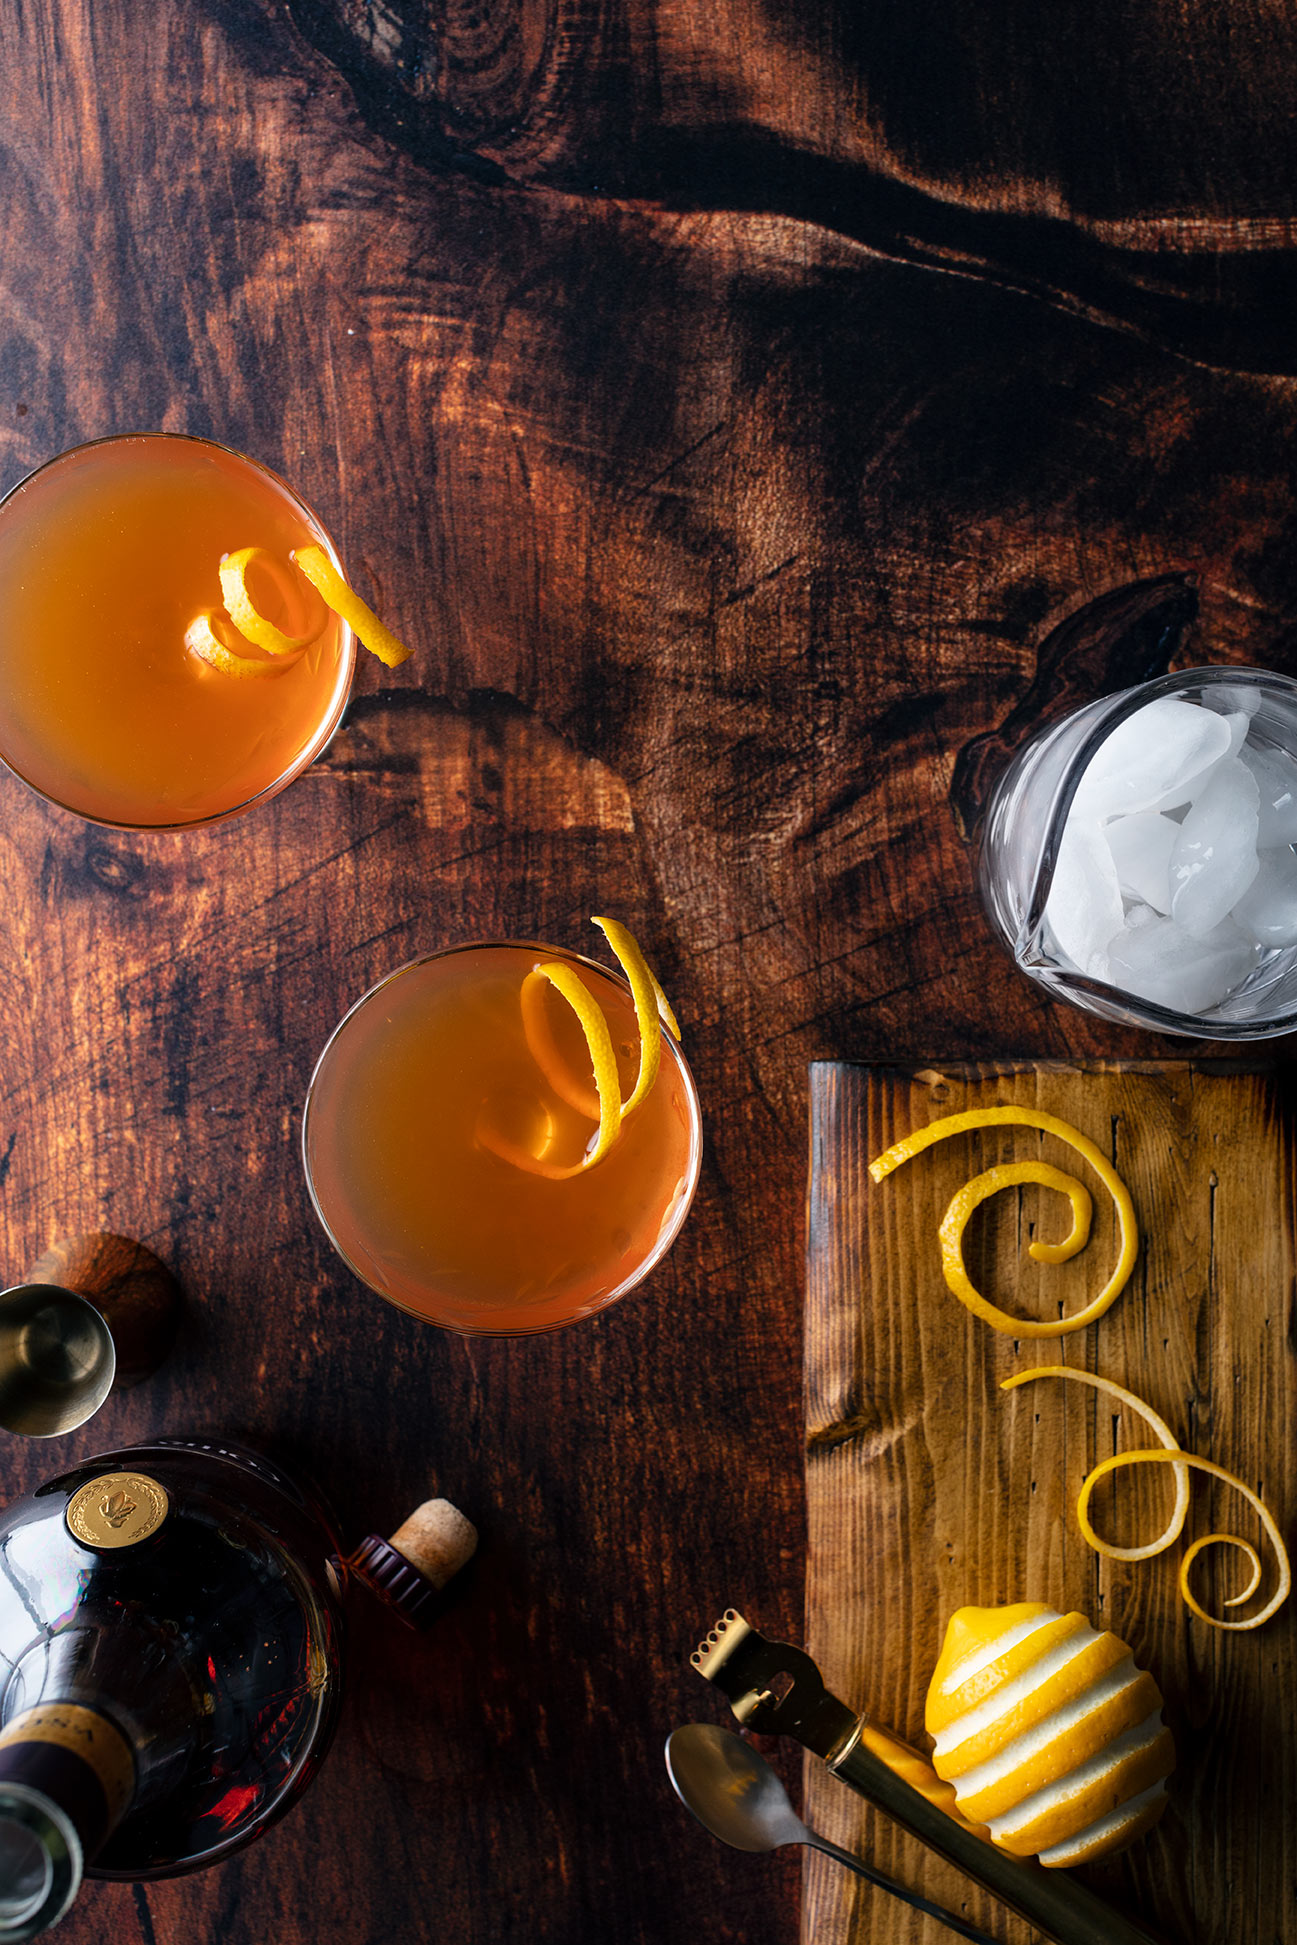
top-left (1073, 698), bottom-right (1234, 821)
top-left (1169, 756), bottom-right (1260, 937)
top-left (1044, 816), bottom-right (1124, 975)
top-left (1107, 916), bottom-right (1258, 1015)
top-left (1210, 683), bottom-right (1262, 718)
top-left (1104, 811), bottom-right (1178, 914)
top-left (1220, 710), bottom-right (1252, 759)
top-left (1231, 846), bottom-right (1297, 946)
top-left (1241, 742), bottom-right (1297, 847)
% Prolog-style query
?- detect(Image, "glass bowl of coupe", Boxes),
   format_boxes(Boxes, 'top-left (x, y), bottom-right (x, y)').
top-left (303, 931), bottom-right (703, 1335)
top-left (0, 433), bottom-right (360, 830)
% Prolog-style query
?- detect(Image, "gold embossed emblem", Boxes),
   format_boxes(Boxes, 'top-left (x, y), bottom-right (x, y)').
top-left (66, 1471), bottom-right (168, 1549)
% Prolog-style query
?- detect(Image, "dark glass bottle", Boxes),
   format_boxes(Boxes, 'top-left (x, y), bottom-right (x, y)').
top-left (0, 1437), bottom-right (474, 1937)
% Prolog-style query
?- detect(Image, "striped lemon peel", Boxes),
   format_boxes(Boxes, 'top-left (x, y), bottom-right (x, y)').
top-left (1003, 1367), bottom-right (1291, 1632)
top-left (925, 1602), bottom-right (1173, 1866)
top-left (479, 920), bottom-right (679, 1179)
top-left (868, 1107), bottom-right (1138, 1337)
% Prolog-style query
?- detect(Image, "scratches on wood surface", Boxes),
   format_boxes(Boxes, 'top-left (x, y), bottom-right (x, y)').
top-left (5, 3), bottom-right (1297, 1942)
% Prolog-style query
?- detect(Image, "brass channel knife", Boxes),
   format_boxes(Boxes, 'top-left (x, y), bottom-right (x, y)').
top-left (692, 1608), bottom-right (1173, 1945)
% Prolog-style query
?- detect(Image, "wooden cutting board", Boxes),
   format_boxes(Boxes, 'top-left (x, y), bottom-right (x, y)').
top-left (803, 1061), bottom-right (1296, 1945)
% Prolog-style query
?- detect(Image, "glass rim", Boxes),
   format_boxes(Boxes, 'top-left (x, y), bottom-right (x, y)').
top-left (1021, 663), bottom-right (1297, 1039)
top-left (300, 939), bottom-right (705, 1335)
top-left (0, 431), bottom-right (357, 833)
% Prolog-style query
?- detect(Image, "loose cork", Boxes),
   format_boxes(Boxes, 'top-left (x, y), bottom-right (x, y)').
top-left (389, 1498), bottom-right (477, 1590)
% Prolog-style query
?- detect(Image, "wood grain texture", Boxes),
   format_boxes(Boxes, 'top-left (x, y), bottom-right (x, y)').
top-left (284, 0), bottom-right (1297, 370)
top-left (0, 0), bottom-right (1296, 1941)
top-left (804, 1062), bottom-right (1296, 1945)
top-left (26, 1232), bottom-right (180, 1387)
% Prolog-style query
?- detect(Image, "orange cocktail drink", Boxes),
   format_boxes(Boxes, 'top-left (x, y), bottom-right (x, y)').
top-left (0, 434), bottom-right (354, 827)
top-left (302, 941), bottom-right (702, 1334)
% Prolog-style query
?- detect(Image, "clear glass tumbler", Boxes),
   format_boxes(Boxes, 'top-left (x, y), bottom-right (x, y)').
top-left (978, 665), bottom-right (1297, 1036)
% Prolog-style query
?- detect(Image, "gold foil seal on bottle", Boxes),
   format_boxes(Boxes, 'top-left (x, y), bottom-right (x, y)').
top-left (0, 1705), bottom-right (135, 1822)
top-left (65, 1471), bottom-right (169, 1550)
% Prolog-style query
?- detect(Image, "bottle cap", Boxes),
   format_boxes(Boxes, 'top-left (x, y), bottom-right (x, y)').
top-left (349, 1498), bottom-right (477, 1631)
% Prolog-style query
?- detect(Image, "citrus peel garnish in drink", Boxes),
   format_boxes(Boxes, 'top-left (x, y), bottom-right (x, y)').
top-left (1002, 1366), bottom-right (1291, 1630)
top-left (219, 546), bottom-right (316, 657)
top-left (184, 612), bottom-right (286, 680)
top-left (478, 918), bottom-right (679, 1178)
top-left (291, 545), bottom-right (411, 668)
top-left (189, 542), bottom-right (412, 679)
top-left (868, 1107), bottom-right (1138, 1336)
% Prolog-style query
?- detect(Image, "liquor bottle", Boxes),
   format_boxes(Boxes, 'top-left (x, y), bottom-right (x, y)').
top-left (0, 1437), bottom-right (475, 1937)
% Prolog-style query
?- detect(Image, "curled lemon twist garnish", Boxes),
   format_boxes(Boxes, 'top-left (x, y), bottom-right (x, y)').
top-left (185, 612), bottom-right (285, 679)
top-left (188, 541), bottom-right (412, 676)
top-left (478, 919), bottom-right (679, 1178)
top-left (869, 1107), bottom-right (1138, 1337)
top-left (292, 545), bottom-right (411, 668)
top-left (1003, 1367), bottom-right (1291, 1631)
top-left (219, 547), bottom-right (315, 658)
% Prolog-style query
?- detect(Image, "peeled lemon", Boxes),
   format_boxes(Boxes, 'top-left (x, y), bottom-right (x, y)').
top-left (925, 1603), bottom-right (1174, 1867)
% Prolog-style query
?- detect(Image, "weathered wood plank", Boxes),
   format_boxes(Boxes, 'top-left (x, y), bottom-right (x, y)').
top-left (805, 1061), bottom-right (1295, 1945)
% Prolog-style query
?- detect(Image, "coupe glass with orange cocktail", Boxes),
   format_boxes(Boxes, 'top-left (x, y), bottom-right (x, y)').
top-left (0, 433), bottom-right (360, 829)
top-left (302, 930), bottom-right (702, 1335)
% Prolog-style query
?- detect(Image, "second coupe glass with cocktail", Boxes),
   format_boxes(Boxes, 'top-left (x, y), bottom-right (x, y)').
top-left (303, 929), bottom-right (702, 1335)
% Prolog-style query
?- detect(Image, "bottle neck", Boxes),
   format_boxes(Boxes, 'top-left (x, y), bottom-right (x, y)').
top-left (0, 1706), bottom-right (133, 1938)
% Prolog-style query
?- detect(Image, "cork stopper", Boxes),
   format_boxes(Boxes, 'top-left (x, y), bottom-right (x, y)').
top-left (348, 1497), bottom-right (477, 1630)
top-left (388, 1498), bottom-right (477, 1590)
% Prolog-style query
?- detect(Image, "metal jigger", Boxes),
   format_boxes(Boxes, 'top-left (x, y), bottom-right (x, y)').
top-left (0, 1234), bottom-right (180, 1437)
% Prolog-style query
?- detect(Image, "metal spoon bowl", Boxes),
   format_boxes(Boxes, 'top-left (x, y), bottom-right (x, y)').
top-left (666, 1724), bottom-right (1000, 1945)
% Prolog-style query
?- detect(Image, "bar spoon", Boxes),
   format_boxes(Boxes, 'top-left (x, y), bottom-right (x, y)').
top-left (666, 1723), bottom-right (1000, 1945)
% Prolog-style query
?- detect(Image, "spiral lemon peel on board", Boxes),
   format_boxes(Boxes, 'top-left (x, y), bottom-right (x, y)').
top-left (478, 920), bottom-right (680, 1179)
top-left (868, 1107), bottom-right (1138, 1337)
top-left (1003, 1367), bottom-right (1290, 1631)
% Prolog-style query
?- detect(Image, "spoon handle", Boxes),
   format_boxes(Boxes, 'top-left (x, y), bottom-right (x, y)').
top-left (806, 1833), bottom-right (1002, 1945)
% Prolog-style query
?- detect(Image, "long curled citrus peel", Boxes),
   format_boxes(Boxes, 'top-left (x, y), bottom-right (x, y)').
top-left (869, 1107), bottom-right (1138, 1337)
top-left (292, 545), bottom-right (411, 668)
top-left (478, 919), bottom-right (680, 1178)
top-left (219, 547), bottom-right (317, 657)
top-left (185, 612), bottom-right (285, 679)
top-left (1003, 1367), bottom-right (1290, 1632)
top-left (188, 541), bottom-right (412, 676)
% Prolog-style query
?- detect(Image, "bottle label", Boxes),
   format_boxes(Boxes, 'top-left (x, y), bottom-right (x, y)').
top-left (65, 1471), bottom-right (169, 1550)
top-left (0, 1705), bottom-right (134, 1828)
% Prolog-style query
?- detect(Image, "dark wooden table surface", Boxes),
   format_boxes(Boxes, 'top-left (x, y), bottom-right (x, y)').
top-left (3, 4), bottom-right (1297, 1942)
